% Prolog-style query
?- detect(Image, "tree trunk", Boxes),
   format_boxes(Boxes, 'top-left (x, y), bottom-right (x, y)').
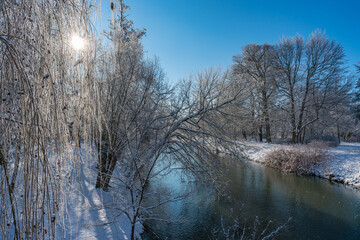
top-left (296, 77), bottom-right (310, 144)
top-left (262, 90), bottom-right (272, 143)
top-left (102, 154), bottom-right (117, 191)
top-left (288, 83), bottom-right (297, 144)
top-left (264, 116), bottom-right (271, 143)
top-left (242, 131), bottom-right (247, 140)
top-left (130, 219), bottom-right (136, 240)
top-left (301, 127), bottom-right (306, 144)
top-left (95, 160), bottom-right (107, 189)
top-left (290, 102), bottom-right (297, 144)
top-left (96, 140), bottom-right (118, 191)
top-left (96, 142), bottom-right (110, 189)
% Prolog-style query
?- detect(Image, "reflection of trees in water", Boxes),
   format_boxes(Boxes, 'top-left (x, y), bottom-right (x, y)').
top-left (143, 159), bottom-right (360, 239)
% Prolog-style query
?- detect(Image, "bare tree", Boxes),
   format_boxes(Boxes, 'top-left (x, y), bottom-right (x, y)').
top-left (353, 63), bottom-right (360, 120)
top-left (96, 66), bottom-right (241, 240)
top-left (94, 0), bottom-right (147, 191)
top-left (273, 30), bottom-right (346, 143)
top-left (0, 0), bottom-right (98, 238)
top-left (233, 44), bottom-right (277, 142)
top-left (272, 34), bottom-right (305, 143)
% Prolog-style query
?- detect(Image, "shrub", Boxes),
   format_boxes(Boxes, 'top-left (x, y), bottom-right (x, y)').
top-left (272, 138), bottom-right (293, 145)
top-left (264, 145), bottom-right (329, 175)
top-left (307, 135), bottom-right (339, 147)
top-left (307, 140), bottom-right (329, 149)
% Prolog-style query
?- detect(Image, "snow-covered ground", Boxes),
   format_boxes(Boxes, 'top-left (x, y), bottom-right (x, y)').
top-left (320, 143), bottom-right (360, 188)
top-left (244, 141), bottom-right (360, 189)
top-left (56, 145), bottom-right (141, 240)
top-left (243, 141), bottom-right (279, 164)
top-left (54, 141), bottom-right (360, 239)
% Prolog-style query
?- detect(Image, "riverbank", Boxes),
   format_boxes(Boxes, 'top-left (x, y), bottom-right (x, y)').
top-left (244, 142), bottom-right (360, 189)
top-left (57, 144), bottom-right (142, 240)
top-left (143, 144), bottom-right (360, 239)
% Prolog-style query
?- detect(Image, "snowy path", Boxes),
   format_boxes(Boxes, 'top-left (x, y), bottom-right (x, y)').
top-left (244, 142), bottom-right (360, 189)
top-left (56, 146), bottom-right (140, 240)
top-left (59, 166), bottom-right (132, 240)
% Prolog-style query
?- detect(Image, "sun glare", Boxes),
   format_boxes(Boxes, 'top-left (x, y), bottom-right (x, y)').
top-left (71, 35), bottom-right (85, 51)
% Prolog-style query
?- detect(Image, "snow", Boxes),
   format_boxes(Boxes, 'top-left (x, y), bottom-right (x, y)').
top-left (56, 144), bottom-right (142, 240)
top-left (243, 141), bottom-right (279, 164)
top-left (244, 141), bottom-right (360, 189)
top-left (320, 142), bottom-right (360, 188)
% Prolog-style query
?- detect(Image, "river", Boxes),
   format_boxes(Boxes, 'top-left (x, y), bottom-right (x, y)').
top-left (141, 158), bottom-right (360, 239)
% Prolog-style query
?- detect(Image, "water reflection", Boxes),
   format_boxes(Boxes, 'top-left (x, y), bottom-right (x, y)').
top-left (142, 158), bottom-right (360, 239)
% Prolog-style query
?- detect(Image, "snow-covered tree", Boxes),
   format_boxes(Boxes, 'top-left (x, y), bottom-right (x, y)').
top-left (273, 30), bottom-right (347, 143)
top-left (353, 63), bottom-right (360, 120)
top-left (88, 2), bottom-right (243, 239)
top-left (232, 44), bottom-right (277, 142)
top-left (0, 0), bottom-right (99, 238)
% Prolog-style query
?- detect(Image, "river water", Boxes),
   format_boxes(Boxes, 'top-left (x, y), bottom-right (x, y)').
top-left (141, 158), bottom-right (360, 239)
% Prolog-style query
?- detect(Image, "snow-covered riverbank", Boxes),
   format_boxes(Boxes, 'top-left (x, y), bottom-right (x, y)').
top-left (57, 145), bottom-right (142, 240)
top-left (244, 142), bottom-right (360, 189)
top-left (59, 141), bottom-right (360, 239)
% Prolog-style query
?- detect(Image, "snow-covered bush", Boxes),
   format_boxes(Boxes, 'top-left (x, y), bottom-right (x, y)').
top-left (308, 140), bottom-right (337, 148)
top-left (306, 135), bottom-right (339, 147)
top-left (272, 138), bottom-right (293, 145)
top-left (264, 145), bottom-right (330, 175)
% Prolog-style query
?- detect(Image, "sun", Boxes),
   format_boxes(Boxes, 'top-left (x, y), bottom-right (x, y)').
top-left (71, 35), bottom-right (85, 51)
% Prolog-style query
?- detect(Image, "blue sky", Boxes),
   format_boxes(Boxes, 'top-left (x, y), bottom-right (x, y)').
top-left (101, 0), bottom-right (360, 84)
